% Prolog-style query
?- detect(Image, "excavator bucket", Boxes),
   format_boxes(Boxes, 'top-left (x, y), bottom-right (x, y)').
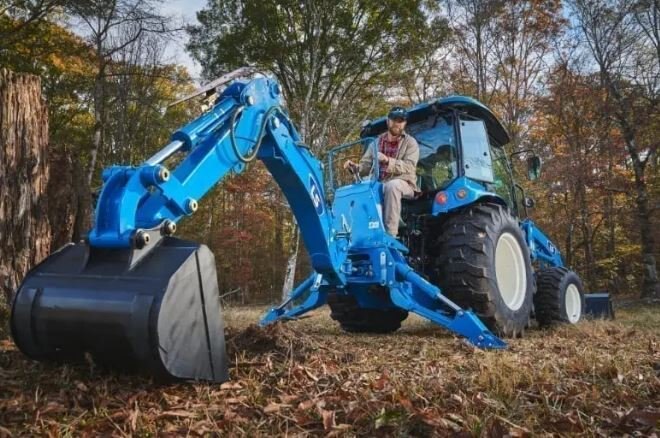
top-left (10, 237), bottom-right (228, 382)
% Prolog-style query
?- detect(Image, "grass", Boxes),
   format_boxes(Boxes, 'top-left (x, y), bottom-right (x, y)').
top-left (0, 303), bottom-right (658, 436)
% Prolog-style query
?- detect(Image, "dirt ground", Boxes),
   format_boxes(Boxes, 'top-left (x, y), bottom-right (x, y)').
top-left (0, 303), bottom-right (658, 436)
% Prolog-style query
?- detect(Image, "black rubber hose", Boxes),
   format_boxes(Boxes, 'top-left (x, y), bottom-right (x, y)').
top-left (230, 105), bottom-right (282, 163)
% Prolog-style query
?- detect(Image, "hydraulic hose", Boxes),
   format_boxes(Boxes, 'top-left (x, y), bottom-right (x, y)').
top-left (230, 105), bottom-right (283, 163)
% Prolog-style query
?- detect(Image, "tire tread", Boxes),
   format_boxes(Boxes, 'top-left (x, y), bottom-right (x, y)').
top-left (327, 291), bottom-right (407, 334)
top-left (430, 202), bottom-right (535, 337)
top-left (534, 266), bottom-right (583, 327)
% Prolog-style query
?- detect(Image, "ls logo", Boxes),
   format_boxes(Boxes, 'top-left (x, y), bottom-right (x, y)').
top-left (309, 175), bottom-right (324, 215)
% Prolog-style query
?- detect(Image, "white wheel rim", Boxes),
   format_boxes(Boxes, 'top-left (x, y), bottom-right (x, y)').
top-left (495, 232), bottom-right (527, 311)
top-left (565, 283), bottom-right (582, 323)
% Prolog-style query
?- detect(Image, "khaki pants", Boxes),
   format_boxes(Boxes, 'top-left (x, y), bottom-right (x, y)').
top-left (383, 179), bottom-right (415, 237)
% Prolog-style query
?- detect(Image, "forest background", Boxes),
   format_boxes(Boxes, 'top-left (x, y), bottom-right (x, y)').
top-left (0, 0), bottom-right (657, 310)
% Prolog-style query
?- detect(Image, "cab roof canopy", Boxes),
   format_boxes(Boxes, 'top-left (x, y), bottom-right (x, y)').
top-left (361, 96), bottom-right (511, 147)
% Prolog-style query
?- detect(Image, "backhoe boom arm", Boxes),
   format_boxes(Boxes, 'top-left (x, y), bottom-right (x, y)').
top-left (89, 76), bottom-right (345, 281)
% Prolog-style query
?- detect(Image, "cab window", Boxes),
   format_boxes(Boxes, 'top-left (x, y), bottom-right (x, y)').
top-left (459, 118), bottom-right (494, 183)
top-left (490, 146), bottom-right (515, 208)
top-left (407, 114), bottom-right (458, 192)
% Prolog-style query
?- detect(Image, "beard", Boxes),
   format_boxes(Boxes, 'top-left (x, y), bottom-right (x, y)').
top-left (388, 125), bottom-right (404, 137)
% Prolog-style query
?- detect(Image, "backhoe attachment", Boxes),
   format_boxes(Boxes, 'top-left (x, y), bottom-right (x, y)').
top-left (10, 69), bottom-right (344, 381)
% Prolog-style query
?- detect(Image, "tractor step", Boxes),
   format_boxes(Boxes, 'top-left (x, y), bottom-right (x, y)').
top-left (10, 237), bottom-right (228, 382)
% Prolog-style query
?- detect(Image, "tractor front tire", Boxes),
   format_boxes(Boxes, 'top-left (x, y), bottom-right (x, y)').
top-left (431, 202), bottom-right (535, 337)
top-left (327, 290), bottom-right (408, 334)
top-left (534, 267), bottom-right (585, 327)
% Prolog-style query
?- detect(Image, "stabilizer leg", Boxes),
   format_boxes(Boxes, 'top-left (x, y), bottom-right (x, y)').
top-left (393, 263), bottom-right (506, 349)
top-left (260, 273), bottom-right (327, 325)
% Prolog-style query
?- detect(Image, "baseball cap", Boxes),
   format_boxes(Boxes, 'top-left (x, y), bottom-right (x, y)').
top-left (387, 106), bottom-right (408, 121)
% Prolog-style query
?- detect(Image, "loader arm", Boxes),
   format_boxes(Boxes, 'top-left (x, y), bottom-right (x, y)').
top-left (90, 77), bottom-right (345, 282)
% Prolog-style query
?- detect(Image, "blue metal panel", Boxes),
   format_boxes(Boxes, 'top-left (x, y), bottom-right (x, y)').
top-left (520, 219), bottom-right (564, 267)
top-left (259, 123), bottom-right (345, 280)
top-left (431, 176), bottom-right (506, 215)
top-left (260, 272), bottom-right (325, 324)
top-left (584, 293), bottom-right (614, 319)
top-left (331, 181), bottom-right (386, 248)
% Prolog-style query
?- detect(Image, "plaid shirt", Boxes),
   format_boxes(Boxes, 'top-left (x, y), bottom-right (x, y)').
top-left (378, 135), bottom-right (402, 180)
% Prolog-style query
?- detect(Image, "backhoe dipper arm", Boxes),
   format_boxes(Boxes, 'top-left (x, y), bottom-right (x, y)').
top-left (89, 76), bottom-right (345, 281)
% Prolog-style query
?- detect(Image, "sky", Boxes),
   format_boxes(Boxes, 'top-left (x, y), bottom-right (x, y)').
top-left (159, 0), bottom-right (208, 82)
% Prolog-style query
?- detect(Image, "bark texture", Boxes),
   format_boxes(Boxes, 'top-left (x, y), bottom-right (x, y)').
top-left (0, 69), bottom-right (51, 304)
top-left (47, 144), bottom-right (89, 249)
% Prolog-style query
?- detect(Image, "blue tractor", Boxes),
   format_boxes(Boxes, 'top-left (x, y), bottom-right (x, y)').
top-left (10, 70), bottom-right (585, 382)
top-left (339, 98), bottom-right (586, 336)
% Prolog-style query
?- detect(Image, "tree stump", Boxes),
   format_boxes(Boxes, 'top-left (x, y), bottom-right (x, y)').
top-left (0, 69), bottom-right (51, 305)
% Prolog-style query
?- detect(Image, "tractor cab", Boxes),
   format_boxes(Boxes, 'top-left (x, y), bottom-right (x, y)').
top-left (360, 96), bottom-right (519, 214)
top-left (356, 97), bottom-right (530, 276)
top-left (330, 95), bottom-right (518, 203)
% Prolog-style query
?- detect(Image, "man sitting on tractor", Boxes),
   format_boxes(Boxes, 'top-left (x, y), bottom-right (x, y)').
top-left (344, 106), bottom-right (420, 237)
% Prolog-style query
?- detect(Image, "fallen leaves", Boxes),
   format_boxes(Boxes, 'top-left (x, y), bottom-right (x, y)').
top-left (262, 402), bottom-right (288, 414)
top-left (159, 410), bottom-right (199, 419)
top-left (612, 408), bottom-right (660, 434)
top-left (0, 426), bottom-right (12, 438)
top-left (321, 408), bottom-right (335, 431)
top-left (0, 306), bottom-right (658, 436)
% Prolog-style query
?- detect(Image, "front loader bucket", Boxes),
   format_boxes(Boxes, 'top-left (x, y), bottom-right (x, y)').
top-left (10, 237), bottom-right (228, 382)
top-left (584, 293), bottom-right (615, 319)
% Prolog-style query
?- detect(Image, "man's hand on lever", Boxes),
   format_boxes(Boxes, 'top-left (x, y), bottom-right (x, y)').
top-left (343, 160), bottom-right (359, 171)
top-left (343, 160), bottom-right (362, 182)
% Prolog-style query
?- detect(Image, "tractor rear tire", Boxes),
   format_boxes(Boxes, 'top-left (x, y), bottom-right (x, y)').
top-left (431, 202), bottom-right (535, 337)
top-left (534, 267), bottom-right (585, 327)
top-left (327, 290), bottom-right (408, 334)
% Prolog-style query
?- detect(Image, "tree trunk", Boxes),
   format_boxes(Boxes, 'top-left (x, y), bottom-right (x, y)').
top-left (72, 170), bottom-right (92, 243)
top-left (281, 221), bottom-right (300, 301)
top-left (273, 193), bottom-right (284, 302)
top-left (88, 71), bottom-right (104, 186)
top-left (632, 169), bottom-right (659, 299)
top-left (577, 181), bottom-right (595, 288)
top-left (0, 69), bottom-right (51, 304)
top-left (563, 192), bottom-right (574, 268)
top-left (47, 144), bottom-right (81, 249)
top-left (613, 103), bottom-right (658, 299)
